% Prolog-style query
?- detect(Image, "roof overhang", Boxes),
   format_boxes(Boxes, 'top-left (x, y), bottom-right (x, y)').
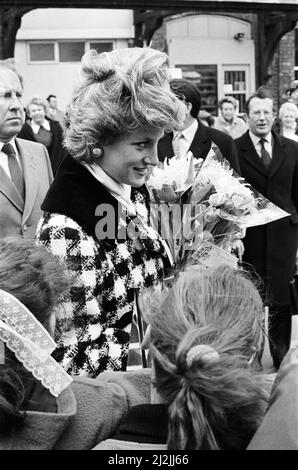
top-left (2, 0), bottom-right (298, 13)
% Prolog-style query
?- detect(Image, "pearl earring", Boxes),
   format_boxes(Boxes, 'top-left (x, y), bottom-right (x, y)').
top-left (92, 146), bottom-right (104, 157)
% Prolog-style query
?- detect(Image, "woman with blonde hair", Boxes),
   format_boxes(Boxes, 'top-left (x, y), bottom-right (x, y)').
top-left (95, 266), bottom-right (269, 450)
top-left (36, 47), bottom-right (185, 377)
top-left (278, 101), bottom-right (298, 142)
top-left (18, 96), bottom-right (66, 174)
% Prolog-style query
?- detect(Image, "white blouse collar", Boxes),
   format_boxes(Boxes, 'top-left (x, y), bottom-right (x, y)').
top-left (84, 163), bottom-right (136, 215)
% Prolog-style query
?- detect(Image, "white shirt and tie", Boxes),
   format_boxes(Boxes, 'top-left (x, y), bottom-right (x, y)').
top-left (0, 140), bottom-right (21, 176)
top-left (249, 132), bottom-right (273, 170)
top-left (172, 120), bottom-right (198, 159)
top-left (0, 140), bottom-right (25, 199)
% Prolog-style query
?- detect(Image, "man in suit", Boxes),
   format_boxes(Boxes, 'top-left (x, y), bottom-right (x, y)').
top-left (47, 94), bottom-right (65, 129)
top-left (0, 62), bottom-right (53, 239)
top-left (235, 88), bottom-right (298, 370)
top-left (158, 78), bottom-right (241, 174)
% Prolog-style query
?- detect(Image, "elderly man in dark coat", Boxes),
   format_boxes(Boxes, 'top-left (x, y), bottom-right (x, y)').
top-left (158, 79), bottom-right (241, 174)
top-left (235, 89), bottom-right (298, 370)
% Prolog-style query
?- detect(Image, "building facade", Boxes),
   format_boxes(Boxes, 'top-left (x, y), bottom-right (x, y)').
top-left (151, 12), bottom-right (298, 114)
top-left (14, 8), bottom-right (297, 115)
top-left (15, 9), bottom-right (134, 111)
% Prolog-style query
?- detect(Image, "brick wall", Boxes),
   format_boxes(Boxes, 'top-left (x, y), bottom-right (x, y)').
top-left (0, 18), bottom-right (4, 59)
top-left (150, 21), bottom-right (167, 52)
top-left (271, 30), bottom-right (295, 109)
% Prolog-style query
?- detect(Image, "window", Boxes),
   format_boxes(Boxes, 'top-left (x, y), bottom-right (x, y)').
top-left (224, 70), bottom-right (246, 112)
top-left (28, 40), bottom-right (112, 64)
top-left (222, 67), bottom-right (250, 114)
top-left (29, 43), bottom-right (55, 62)
top-left (59, 42), bottom-right (85, 62)
top-left (178, 64), bottom-right (218, 115)
top-left (89, 42), bottom-right (113, 54)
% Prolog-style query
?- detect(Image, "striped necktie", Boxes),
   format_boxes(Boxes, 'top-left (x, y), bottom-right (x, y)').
top-left (2, 143), bottom-right (25, 200)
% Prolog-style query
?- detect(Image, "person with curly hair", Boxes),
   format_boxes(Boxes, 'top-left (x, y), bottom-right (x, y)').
top-left (36, 47), bottom-right (185, 377)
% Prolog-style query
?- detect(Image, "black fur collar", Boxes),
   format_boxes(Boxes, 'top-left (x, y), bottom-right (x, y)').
top-left (41, 154), bottom-right (149, 240)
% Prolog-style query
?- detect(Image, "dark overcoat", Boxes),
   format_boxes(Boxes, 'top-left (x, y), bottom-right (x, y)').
top-left (235, 130), bottom-right (298, 305)
top-left (158, 119), bottom-right (241, 174)
top-left (18, 118), bottom-right (67, 176)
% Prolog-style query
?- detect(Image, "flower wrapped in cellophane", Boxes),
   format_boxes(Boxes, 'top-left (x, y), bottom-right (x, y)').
top-left (147, 152), bottom-right (203, 263)
top-left (147, 143), bottom-right (290, 279)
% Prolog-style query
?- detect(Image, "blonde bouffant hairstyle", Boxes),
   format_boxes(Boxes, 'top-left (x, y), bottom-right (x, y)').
top-left (146, 266), bottom-right (268, 450)
top-left (64, 47), bottom-right (186, 163)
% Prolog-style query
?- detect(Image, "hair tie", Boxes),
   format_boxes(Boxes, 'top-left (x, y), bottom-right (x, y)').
top-left (186, 344), bottom-right (219, 368)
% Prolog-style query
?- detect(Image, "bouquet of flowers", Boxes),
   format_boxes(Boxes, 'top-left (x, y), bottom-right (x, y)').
top-left (147, 143), bottom-right (290, 276)
top-left (147, 152), bottom-right (202, 264)
top-left (147, 152), bottom-right (202, 203)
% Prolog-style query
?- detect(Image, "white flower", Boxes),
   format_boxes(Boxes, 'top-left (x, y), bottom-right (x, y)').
top-left (231, 193), bottom-right (253, 209)
top-left (208, 193), bottom-right (227, 206)
top-left (204, 207), bottom-right (220, 222)
top-left (147, 153), bottom-right (197, 192)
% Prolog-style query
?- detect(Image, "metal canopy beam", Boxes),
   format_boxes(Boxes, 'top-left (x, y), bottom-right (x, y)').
top-left (0, 1), bottom-right (297, 12)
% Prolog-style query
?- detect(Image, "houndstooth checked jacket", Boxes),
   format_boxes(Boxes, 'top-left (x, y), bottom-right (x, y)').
top-left (36, 155), bottom-right (165, 377)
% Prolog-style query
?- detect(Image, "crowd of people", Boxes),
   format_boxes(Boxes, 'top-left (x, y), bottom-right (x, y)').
top-left (0, 46), bottom-right (298, 450)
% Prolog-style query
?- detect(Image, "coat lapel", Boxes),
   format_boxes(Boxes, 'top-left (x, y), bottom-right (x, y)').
top-left (158, 132), bottom-right (174, 161)
top-left (0, 165), bottom-right (24, 212)
top-left (189, 121), bottom-right (210, 160)
top-left (268, 133), bottom-right (287, 180)
top-left (238, 131), bottom-right (268, 177)
top-left (16, 138), bottom-right (38, 224)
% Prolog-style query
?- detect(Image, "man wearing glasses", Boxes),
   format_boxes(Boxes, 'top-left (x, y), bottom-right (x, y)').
top-left (235, 89), bottom-right (298, 371)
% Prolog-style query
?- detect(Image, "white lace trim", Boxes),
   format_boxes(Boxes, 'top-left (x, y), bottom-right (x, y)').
top-left (0, 290), bottom-right (55, 353)
top-left (0, 290), bottom-right (72, 397)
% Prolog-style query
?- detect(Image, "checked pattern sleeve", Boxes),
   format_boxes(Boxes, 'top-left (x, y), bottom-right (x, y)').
top-left (36, 213), bottom-right (132, 377)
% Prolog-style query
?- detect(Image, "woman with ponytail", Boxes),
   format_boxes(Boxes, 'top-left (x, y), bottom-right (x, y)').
top-left (36, 47), bottom-right (186, 377)
top-left (95, 266), bottom-right (270, 450)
